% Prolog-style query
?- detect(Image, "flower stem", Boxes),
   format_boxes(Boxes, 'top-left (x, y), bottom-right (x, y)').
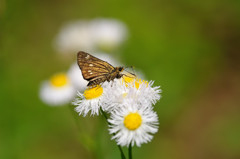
top-left (128, 143), bottom-right (132, 159)
top-left (100, 107), bottom-right (126, 159)
top-left (67, 105), bottom-right (96, 154)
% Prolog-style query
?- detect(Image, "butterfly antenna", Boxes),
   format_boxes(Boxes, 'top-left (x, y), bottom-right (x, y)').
top-left (124, 66), bottom-right (136, 77)
top-left (129, 66), bottom-right (136, 77)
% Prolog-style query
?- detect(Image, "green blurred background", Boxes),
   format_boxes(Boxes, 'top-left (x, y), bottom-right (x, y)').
top-left (1, 0), bottom-right (240, 159)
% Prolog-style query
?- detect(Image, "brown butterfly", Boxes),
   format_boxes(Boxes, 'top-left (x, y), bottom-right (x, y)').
top-left (77, 51), bottom-right (126, 87)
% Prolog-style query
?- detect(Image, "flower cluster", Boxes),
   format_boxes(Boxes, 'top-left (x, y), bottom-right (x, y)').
top-left (38, 17), bottom-right (162, 151)
top-left (72, 75), bottom-right (161, 147)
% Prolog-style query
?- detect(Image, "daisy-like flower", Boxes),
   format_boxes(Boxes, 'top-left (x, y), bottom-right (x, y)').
top-left (123, 76), bottom-right (162, 105)
top-left (73, 85), bottom-right (104, 116)
top-left (101, 76), bottom-right (161, 112)
top-left (90, 18), bottom-right (128, 51)
top-left (40, 73), bottom-right (76, 106)
top-left (54, 19), bottom-right (128, 54)
top-left (54, 21), bottom-right (94, 54)
top-left (68, 63), bottom-right (88, 92)
top-left (108, 99), bottom-right (159, 147)
top-left (100, 79), bottom-right (128, 112)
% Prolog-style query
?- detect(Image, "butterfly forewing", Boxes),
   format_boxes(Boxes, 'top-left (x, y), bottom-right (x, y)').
top-left (77, 51), bottom-right (115, 82)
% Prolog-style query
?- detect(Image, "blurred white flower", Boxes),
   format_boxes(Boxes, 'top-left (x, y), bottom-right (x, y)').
top-left (54, 18), bottom-right (128, 54)
top-left (68, 63), bottom-right (88, 92)
top-left (92, 52), bottom-right (122, 67)
top-left (90, 18), bottom-right (128, 51)
top-left (73, 85), bottom-right (105, 116)
top-left (40, 73), bottom-right (76, 106)
top-left (54, 21), bottom-right (94, 54)
top-left (108, 99), bottom-right (159, 147)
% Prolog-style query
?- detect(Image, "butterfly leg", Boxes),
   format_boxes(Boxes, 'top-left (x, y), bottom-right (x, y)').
top-left (95, 83), bottom-right (104, 90)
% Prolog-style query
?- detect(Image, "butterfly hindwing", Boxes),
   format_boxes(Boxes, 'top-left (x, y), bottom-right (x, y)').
top-left (87, 75), bottom-right (108, 86)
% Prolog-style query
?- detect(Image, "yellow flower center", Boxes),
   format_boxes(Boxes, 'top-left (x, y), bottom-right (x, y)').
top-left (134, 79), bottom-right (148, 89)
top-left (50, 73), bottom-right (69, 87)
top-left (123, 75), bottom-right (135, 83)
top-left (122, 93), bottom-right (128, 98)
top-left (84, 86), bottom-right (103, 100)
top-left (122, 76), bottom-right (148, 89)
top-left (124, 112), bottom-right (142, 130)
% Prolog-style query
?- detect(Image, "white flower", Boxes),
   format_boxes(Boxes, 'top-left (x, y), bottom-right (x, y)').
top-left (54, 21), bottom-right (94, 54)
top-left (90, 18), bottom-right (128, 51)
top-left (100, 79), bottom-right (128, 112)
top-left (54, 19), bottom-right (128, 54)
top-left (123, 76), bottom-right (161, 105)
top-left (101, 77), bottom-right (161, 112)
top-left (73, 85), bottom-right (104, 116)
top-left (39, 73), bottom-right (76, 106)
top-left (68, 63), bottom-right (88, 92)
top-left (129, 80), bottom-right (161, 106)
top-left (108, 100), bottom-right (159, 147)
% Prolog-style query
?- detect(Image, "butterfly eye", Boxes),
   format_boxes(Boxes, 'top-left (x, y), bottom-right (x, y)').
top-left (119, 67), bottom-right (123, 71)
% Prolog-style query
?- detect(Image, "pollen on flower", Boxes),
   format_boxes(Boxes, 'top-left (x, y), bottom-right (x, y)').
top-left (122, 92), bottom-right (128, 98)
top-left (122, 75), bottom-right (135, 83)
top-left (123, 75), bottom-right (148, 89)
top-left (124, 112), bottom-right (142, 130)
top-left (84, 86), bottom-right (103, 100)
top-left (134, 79), bottom-right (148, 89)
top-left (50, 73), bottom-right (69, 87)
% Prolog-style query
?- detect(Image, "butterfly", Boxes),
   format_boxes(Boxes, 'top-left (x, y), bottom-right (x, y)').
top-left (77, 51), bottom-right (126, 87)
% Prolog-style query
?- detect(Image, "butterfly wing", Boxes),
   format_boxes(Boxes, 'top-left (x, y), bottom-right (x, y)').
top-left (77, 51), bottom-right (115, 82)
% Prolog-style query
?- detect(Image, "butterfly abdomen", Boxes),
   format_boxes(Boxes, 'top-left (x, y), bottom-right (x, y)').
top-left (87, 77), bottom-right (107, 86)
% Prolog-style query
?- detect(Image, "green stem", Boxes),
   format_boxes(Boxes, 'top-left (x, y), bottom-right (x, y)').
top-left (100, 108), bottom-right (126, 159)
top-left (128, 143), bottom-right (132, 159)
top-left (67, 105), bottom-right (96, 154)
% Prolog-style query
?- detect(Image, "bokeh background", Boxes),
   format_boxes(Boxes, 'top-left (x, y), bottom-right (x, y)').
top-left (1, 0), bottom-right (240, 159)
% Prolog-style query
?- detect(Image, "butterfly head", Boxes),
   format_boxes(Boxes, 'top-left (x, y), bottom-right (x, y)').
top-left (115, 67), bottom-right (124, 79)
top-left (118, 67), bottom-right (124, 72)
